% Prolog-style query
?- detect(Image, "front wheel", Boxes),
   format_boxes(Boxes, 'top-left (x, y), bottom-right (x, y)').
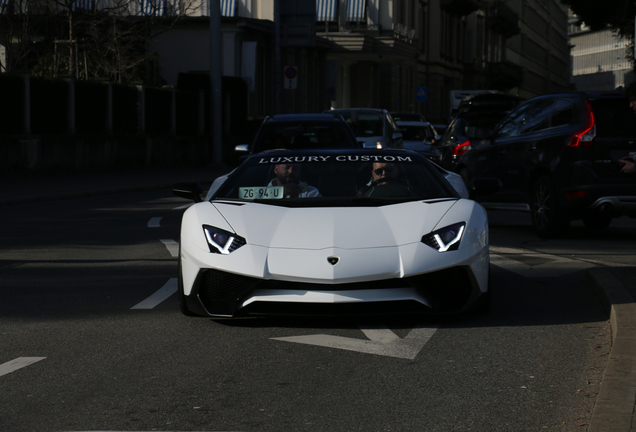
top-left (530, 175), bottom-right (569, 238)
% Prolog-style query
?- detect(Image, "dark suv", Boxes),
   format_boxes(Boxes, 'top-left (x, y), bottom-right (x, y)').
top-left (235, 113), bottom-right (361, 155)
top-left (439, 93), bottom-right (521, 170)
top-left (456, 91), bottom-right (636, 237)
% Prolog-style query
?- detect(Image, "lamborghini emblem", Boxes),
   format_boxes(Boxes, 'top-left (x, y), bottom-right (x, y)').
top-left (327, 256), bottom-right (340, 266)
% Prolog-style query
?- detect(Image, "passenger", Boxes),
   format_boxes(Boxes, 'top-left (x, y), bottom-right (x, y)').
top-left (268, 163), bottom-right (321, 198)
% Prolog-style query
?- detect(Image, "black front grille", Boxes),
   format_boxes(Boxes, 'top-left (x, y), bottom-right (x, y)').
top-left (198, 269), bottom-right (259, 301)
top-left (194, 266), bottom-right (477, 316)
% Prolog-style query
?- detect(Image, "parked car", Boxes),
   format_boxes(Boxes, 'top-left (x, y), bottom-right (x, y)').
top-left (433, 124), bottom-right (448, 136)
top-left (455, 90), bottom-right (636, 237)
top-left (326, 108), bottom-right (403, 149)
top-left (453, 92), bottom-right (521, 120)
top-left (235, 113), bottom-right (361, 155)
top-left (172, 148), bottom-right (496, 317)
top-left (396, 120), bottom-right (441, 164)
top-left (439, 93), bottom-right (522, 170)
top-left (391, 112), bottom-right (427, 122)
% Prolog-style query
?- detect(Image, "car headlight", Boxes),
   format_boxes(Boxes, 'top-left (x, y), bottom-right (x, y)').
top-left (421, 223), bottom-right (465, 252)
top-left (376, 142), bottom-right (383, 149)
top-left (202, 225), bottom-right (246, 254)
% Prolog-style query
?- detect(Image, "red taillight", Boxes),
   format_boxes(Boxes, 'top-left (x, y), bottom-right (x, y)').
top-left (452, 140), bottom-right (472, 157)
top-left (565, 190), bottom-right (588, 199)
top-left (567, 100), bottom-right (596, 147)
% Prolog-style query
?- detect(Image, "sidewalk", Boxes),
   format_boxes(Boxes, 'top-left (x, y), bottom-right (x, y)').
top-left (1, 166), bottom-right (635, 431)
top-left (0, 165), bottom-right (230, 206)
top-left (586, 268), bottom-right (636, 432)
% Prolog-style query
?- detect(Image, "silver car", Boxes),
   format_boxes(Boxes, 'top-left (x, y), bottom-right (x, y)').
top-left (326, 108), bottom-right (403, 149)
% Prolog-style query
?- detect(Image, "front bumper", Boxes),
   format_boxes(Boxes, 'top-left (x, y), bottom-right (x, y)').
top-left (184, 263), bottom-right (486, 317)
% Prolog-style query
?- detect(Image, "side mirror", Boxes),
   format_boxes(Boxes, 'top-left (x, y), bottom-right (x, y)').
top-left (468, 178), bottom-right (502, 200)
top-left (172, 181), bottom-right (204, 203)
top-left (234, 144), bottom-right (249, 153)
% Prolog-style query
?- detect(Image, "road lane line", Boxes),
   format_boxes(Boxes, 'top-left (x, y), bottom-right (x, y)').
top-left (147, 217), bottom-right (162, 228)
top-left (0, 357), bottom-right (46, 377)
top-left (359, 324), bottom-right (401, 343)
top-left (131, 278), bottom-right (178, 309)
top-left (160, 239), bottom-right (179, 257)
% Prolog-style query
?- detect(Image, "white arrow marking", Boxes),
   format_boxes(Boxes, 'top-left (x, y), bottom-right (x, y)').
top-left (272, 324), bottom-right (437, 359)
top-left (147, 217), bottom-right (162, 228)
top-left (160, 239), bottom-right (179, 257)
top-left (490, 245), bottom-right (595, 278)
top-left (0, 357), bottom-right (46, 377)
top-left (131, 278), bottom-right (178, 309)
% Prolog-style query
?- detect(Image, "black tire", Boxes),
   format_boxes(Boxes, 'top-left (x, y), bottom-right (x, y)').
top-left (582, 212), bottom-right (612, 231)
top-left (530, 175), bottom-right (569, 238)
top-left (177, 250), bottom-right (196, 316)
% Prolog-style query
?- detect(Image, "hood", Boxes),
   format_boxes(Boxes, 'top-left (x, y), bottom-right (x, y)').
top-left (211, 200), bottom-right (457, 250)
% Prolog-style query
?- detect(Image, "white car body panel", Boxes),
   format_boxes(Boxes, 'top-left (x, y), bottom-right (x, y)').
top-left (179, 199), bottom-right (489, 305)
top-left (177, 149), bottom-right (490, 317)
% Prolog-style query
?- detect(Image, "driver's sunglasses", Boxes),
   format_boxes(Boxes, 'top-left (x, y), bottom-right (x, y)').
top-left (373, 166), bottom-right (396, 175)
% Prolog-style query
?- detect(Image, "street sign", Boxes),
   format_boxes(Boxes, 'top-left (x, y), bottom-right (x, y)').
top-left (416, 87), bottom-right (427, 102)
top-left (284, 65), bottom-right (298, 90)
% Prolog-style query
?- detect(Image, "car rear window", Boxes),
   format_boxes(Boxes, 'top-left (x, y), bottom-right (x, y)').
top-left (591, 98), bottom-right (636, 137)
top-left (253, 122), bottom-right (357, 153)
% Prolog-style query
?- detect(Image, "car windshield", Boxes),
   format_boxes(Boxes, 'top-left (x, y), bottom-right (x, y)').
top-left (399, 125), bottom-right (434, 141)
top-left (253, 121), bottom-right (357, 153)
top-left (333, 111), bottom-right (384, 138)
top-left (213, 152), bottom-right (457, 205)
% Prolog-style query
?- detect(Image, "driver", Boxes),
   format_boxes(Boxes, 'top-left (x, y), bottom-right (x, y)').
top-left (360, 162), bottom-right (412, 198)
top-left (371, 162), bottom-right (398, 184)
top-left (268, 163), bottom-right (321, 198)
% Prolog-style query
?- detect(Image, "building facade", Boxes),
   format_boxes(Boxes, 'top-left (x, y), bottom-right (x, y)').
top-left (568, 10), bottom-right (634, 91)
top-left (0, 0), bottom-right (572, 125)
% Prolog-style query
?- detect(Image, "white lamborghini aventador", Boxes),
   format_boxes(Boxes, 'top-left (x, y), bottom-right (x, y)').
top-left (173, 148), bottom-right (498, 317)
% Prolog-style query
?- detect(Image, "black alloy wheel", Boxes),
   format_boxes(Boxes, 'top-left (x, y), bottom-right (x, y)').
top-left (531, 175), bottom-right (569, 238)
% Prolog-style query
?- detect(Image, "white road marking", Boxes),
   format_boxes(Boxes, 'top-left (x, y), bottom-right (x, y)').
top-left (147, 217), bottom-right (162, 228)
top-left (160, 239), bottom-right (179, 257)
top-left (131, 278), bottom-right (178, 309)
top-left (0, 357), bottom-right (46, 377)
top-left (490, 245), bottom-right (595, 277)
top-left (272, 324), bottom-right (437, 359)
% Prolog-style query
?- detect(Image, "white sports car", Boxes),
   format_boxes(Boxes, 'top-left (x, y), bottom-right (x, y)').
top-left (173, 149), bottom-right (497, 317)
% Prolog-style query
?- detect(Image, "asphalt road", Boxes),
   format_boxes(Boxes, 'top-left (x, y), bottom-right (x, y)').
top-left (0, 189), bottom-right (619, 432)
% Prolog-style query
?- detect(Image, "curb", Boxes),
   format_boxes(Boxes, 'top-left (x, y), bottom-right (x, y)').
top-left (587, 268), bottom-right (636, 432)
